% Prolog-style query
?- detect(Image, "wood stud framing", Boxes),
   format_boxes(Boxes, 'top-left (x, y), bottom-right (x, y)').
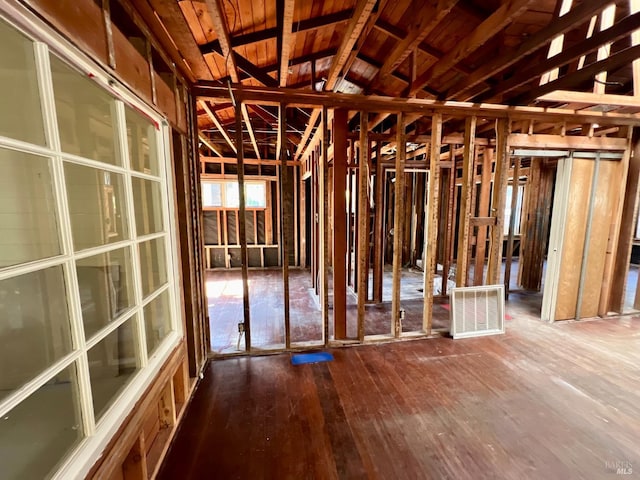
top-left (279, 104), bottom-right (291, 348)
top-left (357, 113), bottom-right (369, 341)
top-left (391, 113), bottom-right (406, 338)
top-left (487, 119), bottom-right (510, 285)
top-left (189, 0), bottom-right (640, 349)
top-left (333, 108), bottom-right (349, 340)
top-left (455, 116), bottom-right (477, 287)
top-left (423, 113), bottom-right (442, 335)
top-left (235, 103), bottom-right (252, 350)
top-left (321, 106), bottom-right (330, 346)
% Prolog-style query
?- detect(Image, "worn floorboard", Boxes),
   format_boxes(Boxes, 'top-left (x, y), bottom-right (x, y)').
top-left (160, 314), bottom-right (640, 479)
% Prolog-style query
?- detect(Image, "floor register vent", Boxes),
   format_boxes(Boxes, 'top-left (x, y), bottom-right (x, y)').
top-left (450, 285), bottom-right (505, 339)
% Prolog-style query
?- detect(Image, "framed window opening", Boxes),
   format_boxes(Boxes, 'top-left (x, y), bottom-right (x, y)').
top-left (0, 6), bottom-right (182, 480)
top-left (504, 182), bottom-right (525, 236)
top-left (202, 179), bottom-right (267, 209)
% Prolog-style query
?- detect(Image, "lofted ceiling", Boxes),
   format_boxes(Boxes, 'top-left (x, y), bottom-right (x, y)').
top-left (132, 0), bottom-right (640, 159)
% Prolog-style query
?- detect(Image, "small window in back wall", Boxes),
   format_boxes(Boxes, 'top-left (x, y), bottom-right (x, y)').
top-left (202, 182), bottom-right (223, 207)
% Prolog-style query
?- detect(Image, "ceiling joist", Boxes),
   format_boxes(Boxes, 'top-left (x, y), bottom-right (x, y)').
top-left (277, 0), bottom-right (295, 87)
top-left (203, 0), bottom-right (261, 159)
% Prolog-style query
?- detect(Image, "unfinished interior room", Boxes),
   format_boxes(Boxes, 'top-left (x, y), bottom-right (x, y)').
top-left (1, 0), bottom-right (640, 478)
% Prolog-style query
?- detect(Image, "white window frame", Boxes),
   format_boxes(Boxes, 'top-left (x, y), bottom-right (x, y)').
top-left (202, 178), bottom-right (267, 209)
top-left (0, 4), bottom-right (183, 479)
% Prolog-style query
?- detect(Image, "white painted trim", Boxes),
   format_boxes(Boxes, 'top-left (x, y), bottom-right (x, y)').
top-left (542, 155), bottom-right (574, 322)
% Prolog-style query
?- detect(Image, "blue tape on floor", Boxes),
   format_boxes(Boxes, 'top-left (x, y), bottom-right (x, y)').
top-left (291, 352), bottom-right (334, 365)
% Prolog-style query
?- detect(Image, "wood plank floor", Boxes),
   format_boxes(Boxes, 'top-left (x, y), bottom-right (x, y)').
top-left (159, 314), bottom-right (640, 479)
top-left (208, 268), bottom-right (454, 353)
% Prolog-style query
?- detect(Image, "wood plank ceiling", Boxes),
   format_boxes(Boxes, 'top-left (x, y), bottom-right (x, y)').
top-left (141, 0), bottom-right (640, 159)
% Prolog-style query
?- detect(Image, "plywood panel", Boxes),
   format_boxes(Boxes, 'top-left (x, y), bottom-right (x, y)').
top-left (555, 159), bottom-right (593, 321)
top-left (578, 159), bottom-right (622, 318)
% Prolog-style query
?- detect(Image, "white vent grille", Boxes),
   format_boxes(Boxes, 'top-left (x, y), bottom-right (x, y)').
top-left (450, 285), bottom-right (505, 339)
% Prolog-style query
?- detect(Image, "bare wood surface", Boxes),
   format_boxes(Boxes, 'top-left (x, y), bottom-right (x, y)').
top-left (424, 114), bottom-right (442, 334)
top-left (235, 103), bottom-right (252, 349)
top-left (333, 109), bottom-right (349, 339)
top-left (455, 116), bottom-right (476, 286)
top-left (195, 84), bottom-right (640, 126)
top-left (357, 113), bottom-right (369, 341)
top-left (487, 119), bottom-right (510, 285)
top-left (392, 113), bottom-right (406, 338)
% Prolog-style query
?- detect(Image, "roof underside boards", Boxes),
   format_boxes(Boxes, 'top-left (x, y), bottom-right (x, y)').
top-left (142, 0), bottom-right (640, 159)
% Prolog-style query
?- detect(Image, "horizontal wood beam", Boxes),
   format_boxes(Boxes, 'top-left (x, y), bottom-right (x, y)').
top-left (207, 43), bottom-right (278, 87)
top-left (470, 216), bottom-right (497, 226)
top-left (200, 155), bottom-right (302, 166)
top-left (537, 90), bottom-right (640, 109)
top-left (508, 133), bottom-right (629, 150)
top-left (200, 9), bottom-right (353, 55)
top-left (194, 83), bottom-right (640, 126)
top-left (347, 132), bottom-right (491, 145)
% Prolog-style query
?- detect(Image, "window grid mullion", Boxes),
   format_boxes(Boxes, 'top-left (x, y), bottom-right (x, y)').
top-left (117, 100), bottom-right (149, 368)
top-left (34, 41), bottom-right (97, 436)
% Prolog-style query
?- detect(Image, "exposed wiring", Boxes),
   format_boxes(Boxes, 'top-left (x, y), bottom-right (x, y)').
top-left (593, 77), bottom-right (624, 87)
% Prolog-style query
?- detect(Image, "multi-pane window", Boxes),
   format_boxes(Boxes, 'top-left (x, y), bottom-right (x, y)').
top-left (202, 179), bottom-right (267, 208)
top-left (0, 17), bottom-right (178, 480)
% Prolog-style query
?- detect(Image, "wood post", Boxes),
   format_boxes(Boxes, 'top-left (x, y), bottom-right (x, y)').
top-left (441, 163), bottom-right (455, 295)
top-left (392, 113), bottom-right (406, 338)
top-left (279, 104), bottom-right (291, 348)
top-left (372, 142), bottom-right (384, 303)
top-left (504, 157), bottom-right (520, 298)
top-left (321, 109), bottom-right (330, 345)
top-left (487, 119), bottom-right (510, 285)
top-left (423, 113), bottom-right (442, 335)
top-left (610, 131), bottom-right (640, 311)
top-left (474, 148), bottom-right (493, 285)
top-left (333, 108), bottom-right (348, 339)
top-left (300, 165), bottom-right (307, 268)
top-left (235, 102), bottom-right (251, 350)
top-left (357, 113), bottom-right (369, 341)
top-left (456, 116), bottom-right (476, 286)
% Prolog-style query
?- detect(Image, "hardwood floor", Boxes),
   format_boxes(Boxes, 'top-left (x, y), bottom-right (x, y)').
top-left (208, 269), bottom-right (454, 353)
top-left (160, 314), bottom-right (640, 479)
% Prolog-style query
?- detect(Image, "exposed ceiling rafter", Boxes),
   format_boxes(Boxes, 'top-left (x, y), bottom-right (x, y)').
top-left (199, 9), bottom-right (353, 55)
top-left (445, 0), bottom-right (614, 100)
top-left (203, 0), bottom-right (261, 159)
top-left (409, 0), bottom-right (536, 97)
top-left (199, 100), bottom-right (237, 153)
